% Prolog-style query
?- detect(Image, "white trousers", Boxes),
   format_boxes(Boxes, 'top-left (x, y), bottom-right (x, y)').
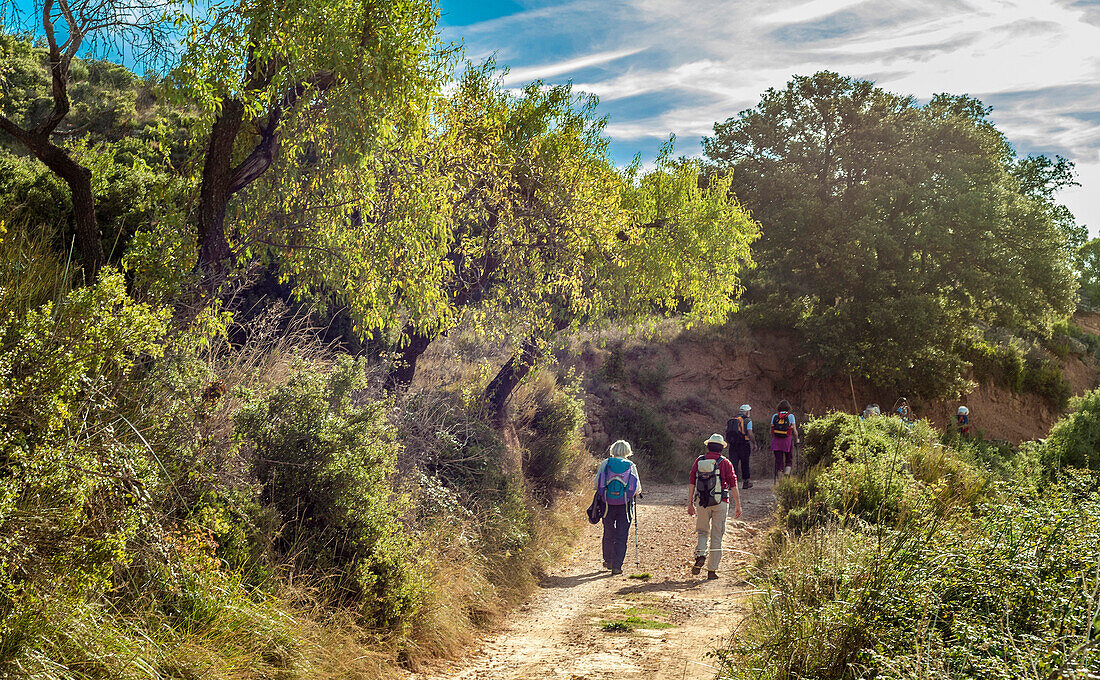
top-left (694, 502), bottom-right (728, 571)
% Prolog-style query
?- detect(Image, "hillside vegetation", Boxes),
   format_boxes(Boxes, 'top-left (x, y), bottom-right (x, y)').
top-left (1, 0), bottom-right (1099, 676)
top-left (718, 409), bottom-right (1100, 678)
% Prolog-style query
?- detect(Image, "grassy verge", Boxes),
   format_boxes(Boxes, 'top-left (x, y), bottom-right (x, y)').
top-left (718, 411), bottom-right (1100, 679)
top-left (0, 269), bottom-right (591, 678)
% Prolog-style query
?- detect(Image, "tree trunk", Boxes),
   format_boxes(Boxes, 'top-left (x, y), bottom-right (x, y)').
top-left (384, 328), bottom-right (434, 390)
top-left (195, 99), bottom-right (246, 286)
top-left (484, 336), bottom-right (542, 422)
top-left (9, 128), bottom-right (103, 280)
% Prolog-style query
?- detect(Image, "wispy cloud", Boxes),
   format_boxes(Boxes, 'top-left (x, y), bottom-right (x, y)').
top-left (758, 0), bottom-right (870, 25)
top-left (501, 47), bottom-right (646, 86)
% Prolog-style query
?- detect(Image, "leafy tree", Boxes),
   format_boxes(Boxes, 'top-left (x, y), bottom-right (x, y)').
top-left (704, 71), bottom-right (1080, 397)
top-left (0, 1), bottom-right (173, 278)
top-left (173, 0), bottom-right (445, 299)
top-left (383, 63), bottom-right (625, 388)
top-left (368, 64), bottom-right (757, 416)
top-left (1077, 238), bottom-right (1100, 308)
top-left (481, 148), bottom-right (758, 417)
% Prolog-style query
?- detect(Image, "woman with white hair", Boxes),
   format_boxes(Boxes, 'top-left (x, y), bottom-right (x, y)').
top-left (957, 405), bottom-right (971, 437)
top-left (595, 439), bottom-right (641, 575)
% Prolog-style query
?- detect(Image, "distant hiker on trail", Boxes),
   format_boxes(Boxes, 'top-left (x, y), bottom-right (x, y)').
top-left (688, 434), bottom-right (742, 580)
top-left (595, 440), bottom-right (641, 575)
top-left (896, 398), bottom-right (914, 426)
top-left (861, 403), bottom-right (881, 419)
top-left (770, 400), bottom-right (800, 479)
top-left (725, 404), bottom-right (756, 489)
top-left (957, 406), bottom-right (971, 437)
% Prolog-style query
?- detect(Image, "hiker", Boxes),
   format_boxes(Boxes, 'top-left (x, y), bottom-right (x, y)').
top-left (725, 404), bottom-right (755, 489)
top-left (896, 398), bottom-right (913, 424)
top-left (595, 439), bottom-right (641, 575)
top-left (956, 405), bottom-right (971, 437)
top-left (688, 434), bottom-right (742, 580)
top-left (861, 403), bottom-right (881, 419)
top-left (770, 400), bottom-right (800, 479)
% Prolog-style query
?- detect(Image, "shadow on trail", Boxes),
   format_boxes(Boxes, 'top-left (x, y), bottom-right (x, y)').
top-left (614, 578), bottom-right (708, 595)
top-left (540, 570), bottom-right (609, 589)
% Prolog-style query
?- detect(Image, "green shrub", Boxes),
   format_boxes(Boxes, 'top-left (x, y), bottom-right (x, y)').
top-left (234, 357), bottom-right (420, 630)
top-left (632, 362), bottom-right (667, 397)
top-left (1022, 354), bottom-right (1072, 409)
top-left (720, 474), bottom-right (1100, 680)
top-left (0, 268), bottom-right (169, 598)
top-left (968, 338), bottom-right (1071, 408)
top-left (600, 345), bottom-right (626, 382)
top-left (603, 397), bottom-right (678, 480)
top-left (1038, 388), bottom-right (1100, 474)
top-left (783, 413), bottom-right (990, 532)
top-left (523, 385), bottom-right (585, 493)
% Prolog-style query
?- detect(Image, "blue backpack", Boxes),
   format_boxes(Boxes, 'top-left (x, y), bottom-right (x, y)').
top-left (601, 457), bottom-right (638, 505)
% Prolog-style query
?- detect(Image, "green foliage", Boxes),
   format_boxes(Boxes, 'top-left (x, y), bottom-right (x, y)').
top-left (706, 72), bottom-right (1080, 399)
top-left (603, 397), bottom-right (678, 480)
top-left (723, 413), bottom-right (1100, 680)
top-left (234, 357), bottom-right (419, 629)
top-left (0, 36), bottom-right (196, 268)
top-left (521, 377), bottom-right (585, 493)
top-left (1037, 388), bottom-right (1100, 474)
top-left (0, 268), bottom-right (174, 669)
top-left (967, 337), bottom-right (1072, 408)
top-left (1078, 237), bottom-right (1100, 309)
top-left (782, 413), bottom-right (989, 532)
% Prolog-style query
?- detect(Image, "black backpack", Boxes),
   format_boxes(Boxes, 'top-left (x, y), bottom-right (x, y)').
top-left (726, 415), bottom-right (749, 443)
top-left (772, 412), bottom-right (792, 438)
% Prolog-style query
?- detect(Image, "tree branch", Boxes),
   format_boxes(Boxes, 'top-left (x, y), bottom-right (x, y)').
top-left (226, 70), bottom-right (337, 196)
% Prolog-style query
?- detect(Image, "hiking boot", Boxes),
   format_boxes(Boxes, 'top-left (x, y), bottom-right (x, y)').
top-left (742, 480), bottom-right (754, 489)
top-left (611, 568), bottom-right (623, 575)
top-left (707, 570), bottom-right (719, 580)
top-left (691, 555), bottom-right (706, 575)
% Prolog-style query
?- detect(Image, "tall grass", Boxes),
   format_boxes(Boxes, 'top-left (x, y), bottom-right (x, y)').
top-left (0, 251), bottom-right (589, 679)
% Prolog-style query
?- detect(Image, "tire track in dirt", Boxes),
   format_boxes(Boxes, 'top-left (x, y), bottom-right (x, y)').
top-left (409, 481), bottom-right (774, 680)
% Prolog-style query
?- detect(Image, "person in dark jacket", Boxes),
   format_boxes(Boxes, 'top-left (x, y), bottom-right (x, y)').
top-left (725, 404), bottom-right (756, 489)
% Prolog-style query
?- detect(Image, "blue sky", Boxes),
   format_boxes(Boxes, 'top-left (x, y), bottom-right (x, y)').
top-left (438, 0), bottom-right (1100, 234)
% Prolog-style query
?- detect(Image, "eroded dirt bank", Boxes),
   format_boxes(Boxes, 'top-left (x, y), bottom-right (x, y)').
top-left (408, 481), bottom-right (774, 680)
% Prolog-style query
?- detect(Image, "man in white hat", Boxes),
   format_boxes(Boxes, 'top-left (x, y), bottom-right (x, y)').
top-left (687, 433), bottom-right (742, 579)
top-left (725, 404), bottom-right (756, 489)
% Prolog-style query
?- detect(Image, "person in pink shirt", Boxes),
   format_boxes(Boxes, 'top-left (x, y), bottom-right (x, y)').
top-left (770, 400), bottom-right (800, 479)
top-left (687, 433), bottom-right (742, 580)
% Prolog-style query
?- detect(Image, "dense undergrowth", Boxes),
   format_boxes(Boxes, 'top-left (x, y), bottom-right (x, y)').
top-left (0, 235), bottom-right (589, 677)
top-left (720, 411), bottom-right (1100, 679)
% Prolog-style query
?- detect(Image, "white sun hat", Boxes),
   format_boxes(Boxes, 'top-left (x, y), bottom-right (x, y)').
top-left (705, 433), bottom-right (727, 448)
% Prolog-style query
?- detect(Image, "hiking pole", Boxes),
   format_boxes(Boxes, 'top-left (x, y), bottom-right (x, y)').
top-left (633, 498), bottom-right (640, 570)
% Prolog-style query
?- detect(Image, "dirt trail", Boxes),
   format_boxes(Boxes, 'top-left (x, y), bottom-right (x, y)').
top-left (410, 481), bottom-right (774, 680)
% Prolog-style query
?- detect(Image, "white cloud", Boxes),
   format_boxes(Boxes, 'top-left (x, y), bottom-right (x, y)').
top-left (446, 0), bottom-right (1100, 231)
top-left (758, 0), bottom-right (870, 25)
top-left (501, 47), bottom-right (645, 86)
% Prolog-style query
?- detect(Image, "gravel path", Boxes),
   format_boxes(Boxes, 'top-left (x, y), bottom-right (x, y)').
top-left (410, 480), bottom-right (775, 680)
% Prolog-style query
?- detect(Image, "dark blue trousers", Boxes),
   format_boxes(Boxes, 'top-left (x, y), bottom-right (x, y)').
top-left (731, 441), bottom-right (751, 481)
top-left (602, 503), bottom-right (631, 569)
